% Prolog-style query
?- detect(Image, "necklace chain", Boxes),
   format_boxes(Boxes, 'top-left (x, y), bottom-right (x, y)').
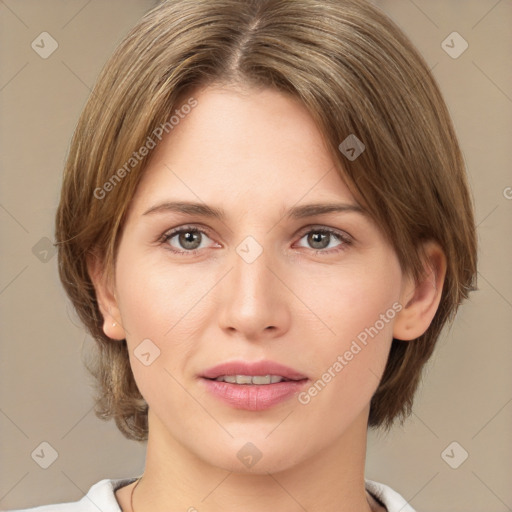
top-left (129, 477), bottom-right (141, 512)
top-left (128, 476), bottom-right (378, 512)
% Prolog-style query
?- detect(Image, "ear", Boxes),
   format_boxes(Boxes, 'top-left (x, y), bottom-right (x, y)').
top-left (86, 250), bottom-right (127, 340)
top-left (393, 240), bottom-right (447, 341)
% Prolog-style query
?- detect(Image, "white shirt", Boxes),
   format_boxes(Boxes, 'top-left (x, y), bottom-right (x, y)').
top-left (7, 477), bottom-right (417, 512)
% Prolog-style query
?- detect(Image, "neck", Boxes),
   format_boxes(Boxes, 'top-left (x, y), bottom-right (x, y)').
top-left (129, 407), bottom-right (375, 512)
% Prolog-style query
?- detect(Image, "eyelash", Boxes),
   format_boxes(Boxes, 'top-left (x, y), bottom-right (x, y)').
top-left (158, 224), bottom-right (353, 256)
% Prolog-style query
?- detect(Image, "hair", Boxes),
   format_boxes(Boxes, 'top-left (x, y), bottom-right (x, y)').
top-left (55, 0), bottom-right (478, 441)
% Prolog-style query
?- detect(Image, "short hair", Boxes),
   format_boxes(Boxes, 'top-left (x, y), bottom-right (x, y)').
top-left (55, 0), bottom-right (478, 441)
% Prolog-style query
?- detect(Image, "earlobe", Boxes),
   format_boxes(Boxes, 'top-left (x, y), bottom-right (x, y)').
top-left (393, 240), bottom-right (447, 341)
top-left (98, 302), bottom-right (126, 340)
top-left (86, 251), bottom-right (126, 340)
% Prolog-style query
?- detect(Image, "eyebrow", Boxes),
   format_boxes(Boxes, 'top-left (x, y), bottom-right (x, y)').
top-left (142, 201), bottom-right (367, 220)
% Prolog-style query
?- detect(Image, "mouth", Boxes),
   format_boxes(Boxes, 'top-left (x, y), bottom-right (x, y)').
top-left (200, 359), bottom-right (308, 383)
top-left (203, 374), bottom-right (306, 385)
top-left (199, 360), bottom-right (309, 410)
top-left (200, 374), bottom-right (309, 411)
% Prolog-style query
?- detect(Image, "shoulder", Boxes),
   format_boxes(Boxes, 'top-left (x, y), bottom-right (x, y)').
top-left (365, 478), bottom-right (418, 512)
top-left (5, 477), bottom-right (138, 512)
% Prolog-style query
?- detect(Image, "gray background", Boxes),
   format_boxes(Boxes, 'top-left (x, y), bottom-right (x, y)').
top-left (1, 1), bottom-right (511, 510)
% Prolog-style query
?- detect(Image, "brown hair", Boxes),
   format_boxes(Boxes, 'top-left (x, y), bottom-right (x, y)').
top-left (55, 0), bottom-right (478, 441)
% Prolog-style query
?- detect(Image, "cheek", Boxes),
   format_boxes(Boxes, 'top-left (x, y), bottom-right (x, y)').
top-left (115, 247), bottom-right (203, 338)
top-left (294, 257), bottom-right (401, 411)
top-left (114, 250), bottom-right (220, 389)
top-left (113, 252), bottom-right (208, 411)
top-left (295, 255), bottom-right (402, 345)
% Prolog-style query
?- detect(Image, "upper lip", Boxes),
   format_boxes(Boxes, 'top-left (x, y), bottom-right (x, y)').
top-left (201, 360), bottom-right (308, 381)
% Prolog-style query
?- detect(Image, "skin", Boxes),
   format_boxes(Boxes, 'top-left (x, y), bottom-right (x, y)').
top-left (89, 84), bottom-right (446, 512)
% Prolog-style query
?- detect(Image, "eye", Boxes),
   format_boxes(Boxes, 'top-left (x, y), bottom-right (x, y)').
top-left (159, 224), bottom-right (352, 256)
top-left (160, 225), bottom-right (215, 255)
top-left (295, 227), bottom-right (352, 254)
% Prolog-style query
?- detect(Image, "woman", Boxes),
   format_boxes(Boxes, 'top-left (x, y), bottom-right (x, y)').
top-left (11, 0), bottom-right (477, 510)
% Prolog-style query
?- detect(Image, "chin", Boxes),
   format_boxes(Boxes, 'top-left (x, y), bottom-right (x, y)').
top-left (197, 436), bottom-right (308, 475)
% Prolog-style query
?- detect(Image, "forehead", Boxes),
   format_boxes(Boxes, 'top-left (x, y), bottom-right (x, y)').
top-left (129, 85), bottom-right (358, 216)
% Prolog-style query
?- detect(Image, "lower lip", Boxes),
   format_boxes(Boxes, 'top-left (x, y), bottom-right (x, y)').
top-left (200, 378), bottom-right (309, 411)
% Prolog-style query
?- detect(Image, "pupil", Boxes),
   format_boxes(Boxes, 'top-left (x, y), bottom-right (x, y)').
top-left (309, 232), bottom-right (328, 249)
top-left (181, 231), bottom-right (200, 249)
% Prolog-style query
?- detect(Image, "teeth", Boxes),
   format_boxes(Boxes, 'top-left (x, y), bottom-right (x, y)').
top-left (213, 374), bottom-right (287, 385)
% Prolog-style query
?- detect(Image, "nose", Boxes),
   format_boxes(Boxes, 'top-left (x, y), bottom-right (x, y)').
top-left (217, 237), bottom-right (291, 341)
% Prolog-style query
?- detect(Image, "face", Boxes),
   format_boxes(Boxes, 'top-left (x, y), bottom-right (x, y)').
top-left (106, 85), bottom-right (413, 473)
